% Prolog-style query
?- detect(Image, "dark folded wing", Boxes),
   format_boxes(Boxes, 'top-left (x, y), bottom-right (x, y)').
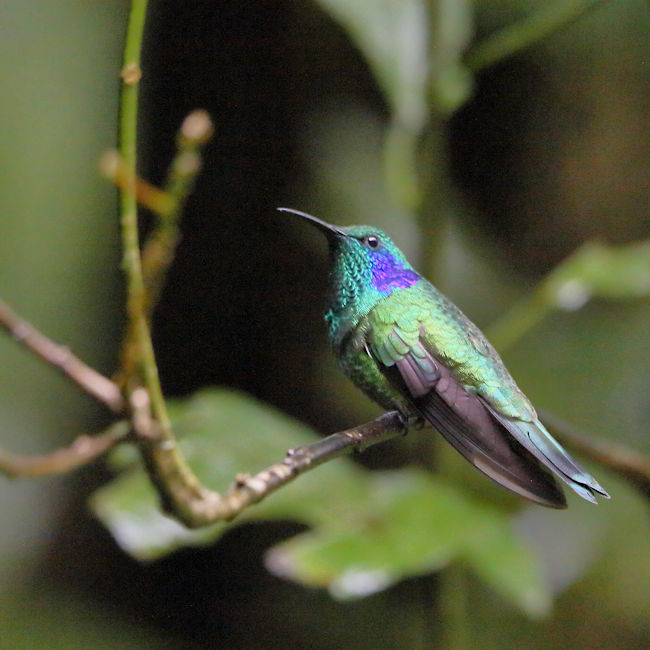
top-left (374, 335), bottom-right (568, 507)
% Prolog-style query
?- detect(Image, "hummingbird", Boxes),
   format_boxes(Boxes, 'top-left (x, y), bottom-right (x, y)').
top-left (279, 207), bottom-right (610, 508)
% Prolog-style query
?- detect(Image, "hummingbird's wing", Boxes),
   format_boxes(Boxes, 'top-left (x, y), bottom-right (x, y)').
top-left (370, 329), bottom-right (567, 506)
top-left (370, 321), bottom-right (609, 506)
top-left (406, 348), bottom-right (569, 506)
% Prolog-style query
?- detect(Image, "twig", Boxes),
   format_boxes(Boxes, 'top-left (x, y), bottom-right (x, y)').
top-left (99, 150), bottom-right (176, 216)
top-left (0, 421), bottom-right (130, 478)
top-left (152, 411), bottom-right (406, 528)
top-left (100, 109), bottom-right (214, 315)
top-left (117, 0), bottom-right (171, 433)
top-left (228, 411), bottom-right (406, 512)
top-left (140, 109), bottom-right (214, 318)
top-left (0, 298), bottom-right (124, 412)
top-left (463, 0), bottom-right (607, 73)
top-left (222, 411), bottom-right (406, 519)
top-left (115, 0), bottom-right (215, 524)
top-left (541, 410), bottom-right (650, 500)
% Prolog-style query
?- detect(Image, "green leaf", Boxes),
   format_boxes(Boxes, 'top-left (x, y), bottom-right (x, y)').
top-left (90, 389), bottom-right (550, 616)
top-left (313, 0), bottom-right (430, 130)
top-left (546, 240), bottom-right (650, 309)
top-left (265, 470), bottom-right (549, 617)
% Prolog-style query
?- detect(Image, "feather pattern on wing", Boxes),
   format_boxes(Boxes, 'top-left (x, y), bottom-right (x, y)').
top-left (369, 317), bottom-right (608, 506)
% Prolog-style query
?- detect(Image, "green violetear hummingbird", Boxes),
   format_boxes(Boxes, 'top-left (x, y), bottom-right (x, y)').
top-left (280, 207), bottom-right (610, 508)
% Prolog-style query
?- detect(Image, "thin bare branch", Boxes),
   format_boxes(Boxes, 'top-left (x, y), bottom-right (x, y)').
top-left (101, 110), bottom-right (214, 324)
top-left (0, 298), bottom-right (124, 412)
top-left (0, 421), bottom-right (130, 478)
top-left (140, 109), bottom-right (214, 318)
top-left (99, 150), bottom-right (176, 216)
top-left (223, 411), bottom-right (406, 518)
top-left (145, 411), bottom-right (406, 528)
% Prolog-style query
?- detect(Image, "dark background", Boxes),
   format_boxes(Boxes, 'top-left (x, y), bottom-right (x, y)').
top-left (0, 1), bottom-right (648, 647)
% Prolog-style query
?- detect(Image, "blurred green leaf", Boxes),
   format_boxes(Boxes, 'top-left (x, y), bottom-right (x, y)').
top-left (545, 240), bottom-right (650, 308)
top-left (313, 0), bottom-right (430, 130)
top-left (313, 1), bottom-right (474, 210)
top-left (265, 470), bottom-right (549, 617)
top-left (91, 388), bottom-right (549, 616)
top-left (488, 239), bottom-right (650, 352)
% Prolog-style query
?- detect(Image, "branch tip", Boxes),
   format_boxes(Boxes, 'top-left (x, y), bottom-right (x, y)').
top-left (0, 422), bottom-right (129, 479)
top-left (180, 109), bottom-right (214, 145)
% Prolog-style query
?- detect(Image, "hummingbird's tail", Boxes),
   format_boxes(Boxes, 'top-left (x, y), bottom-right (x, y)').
top-left (481, 404), bottom-right (610, 504)
top-left (370, 321), bottom-right (609, 507)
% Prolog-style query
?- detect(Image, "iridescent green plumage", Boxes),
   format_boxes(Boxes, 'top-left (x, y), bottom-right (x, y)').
top-left (281, 208), bottom-right (609, 508)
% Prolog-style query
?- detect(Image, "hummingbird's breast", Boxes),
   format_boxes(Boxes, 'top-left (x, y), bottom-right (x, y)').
top-left (335, 311), bottom-right (416, 414)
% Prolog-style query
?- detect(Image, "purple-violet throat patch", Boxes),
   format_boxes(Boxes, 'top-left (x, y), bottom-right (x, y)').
top-left (371, 250), bottom-right (419, 294)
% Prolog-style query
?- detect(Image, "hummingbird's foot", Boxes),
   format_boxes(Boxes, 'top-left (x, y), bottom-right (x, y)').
top-left (408, 415), bottom-right (427, 431)
top-left (393, 411), bottom-right (422, 433)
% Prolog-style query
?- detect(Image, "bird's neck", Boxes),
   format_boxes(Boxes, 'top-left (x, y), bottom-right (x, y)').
top-left (325, 268), bottom-right (370, 349)
top-left (325, 252), bottom-right (421, 348)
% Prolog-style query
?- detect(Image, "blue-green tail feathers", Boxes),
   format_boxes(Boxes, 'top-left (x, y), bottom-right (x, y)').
top-left (483, 405), bottom-right (610, 504)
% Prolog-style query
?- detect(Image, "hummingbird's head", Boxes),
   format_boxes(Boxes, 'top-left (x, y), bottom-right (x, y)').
top-left (279, 208), bottom-right (420, 323)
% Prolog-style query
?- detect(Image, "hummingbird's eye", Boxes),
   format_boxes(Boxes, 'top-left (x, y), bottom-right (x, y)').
top-left (364, 235), bottom-right (381, 249)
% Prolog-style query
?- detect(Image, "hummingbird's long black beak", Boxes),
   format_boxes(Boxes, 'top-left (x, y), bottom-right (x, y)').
top-left (278, 207), bottom-right (346, 240)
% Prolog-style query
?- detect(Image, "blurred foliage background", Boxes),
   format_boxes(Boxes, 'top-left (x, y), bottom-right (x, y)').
top-left (0, 0), bottom-right (648, 648)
